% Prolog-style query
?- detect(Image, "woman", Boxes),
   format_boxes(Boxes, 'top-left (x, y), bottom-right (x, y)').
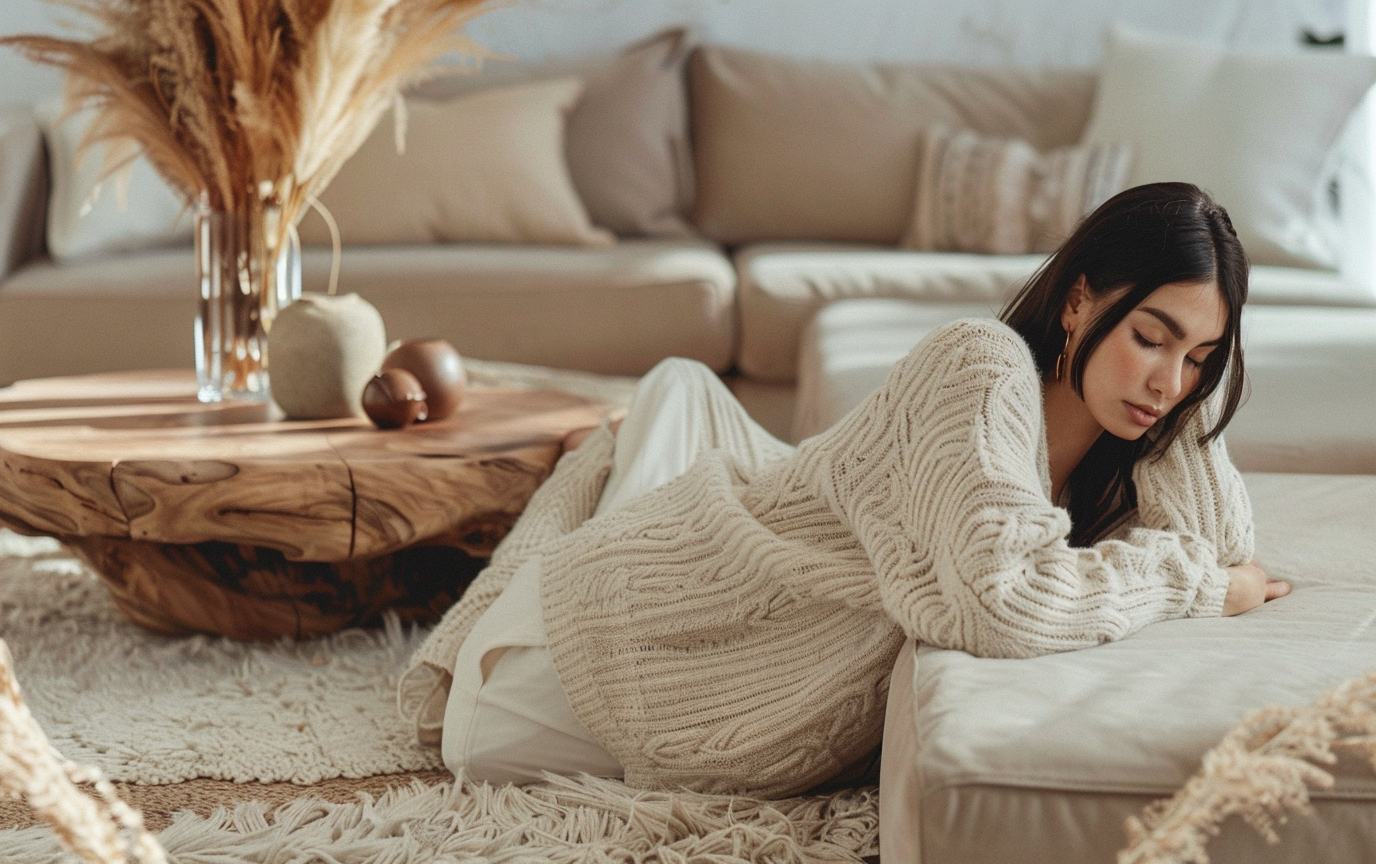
top-left (423, 182), bottom-right (1289, 798)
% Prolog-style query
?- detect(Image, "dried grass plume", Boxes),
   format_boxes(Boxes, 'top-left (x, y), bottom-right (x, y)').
top-left (0, 638), bottom-right (165, 864)
top-left (1119, 669), bottom-right (1376, 864)
top-left (1, 0), bottom-right (498, 254)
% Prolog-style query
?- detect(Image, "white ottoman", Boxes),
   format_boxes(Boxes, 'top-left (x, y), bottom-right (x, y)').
top-left (880, 472), bottom-right (1376, 864)
top-left (793, 298), bottom-right (1376, 474)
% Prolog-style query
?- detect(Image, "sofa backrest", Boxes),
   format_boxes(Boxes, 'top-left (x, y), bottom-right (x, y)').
top-left (687, 44), bottom-right (1098, 247)
top-left (0, 108), bottom-right (47, 282)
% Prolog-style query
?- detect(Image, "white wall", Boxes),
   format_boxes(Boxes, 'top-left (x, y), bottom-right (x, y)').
top-left (0, 0), bottom-right (1348, 108)
top-left (0, 0), bottom-right (68, 108)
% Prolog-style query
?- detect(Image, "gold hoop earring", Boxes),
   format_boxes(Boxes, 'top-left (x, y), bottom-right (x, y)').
top-left (1054, 330), bottom-right (1070, 381)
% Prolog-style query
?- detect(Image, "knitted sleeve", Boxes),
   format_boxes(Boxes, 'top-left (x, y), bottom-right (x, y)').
top-left (1128, 390), bottom-right (1255, 568)
top-left (397, 423), bottom-right (615, 745)
top-left (827, 319), bottom-right (1231, 660)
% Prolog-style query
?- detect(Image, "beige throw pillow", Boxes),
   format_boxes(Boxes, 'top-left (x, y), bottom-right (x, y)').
top-left (688, 44), bottom-right (1099, 246)
top-left (411, 28), bottom-right (696, 238)
top-left (297, 78), bottom-right (613, 247)
top-left (903, 126), bottom-right (1133, 255)
top-left (35, 98), bottom-right (194, 262)
top-left (1082, 26), bottom-right (1376, 270)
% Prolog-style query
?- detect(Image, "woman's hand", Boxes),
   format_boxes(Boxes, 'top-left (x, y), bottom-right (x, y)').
top-left (561, 417), bottom-right (624, 454)
top-left (1222, 558), bottom-right (1291, 616)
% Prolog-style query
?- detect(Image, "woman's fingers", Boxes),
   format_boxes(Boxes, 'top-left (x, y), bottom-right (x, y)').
top-left (1264, 579), bottom-right (1292, 601)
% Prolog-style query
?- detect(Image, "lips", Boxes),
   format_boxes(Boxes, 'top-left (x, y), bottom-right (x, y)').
top-left (1126, 402), bottom-right (1161, 427)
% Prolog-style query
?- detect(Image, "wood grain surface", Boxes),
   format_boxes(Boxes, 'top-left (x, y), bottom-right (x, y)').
top-left (0, 369), bottom-right (618, 638)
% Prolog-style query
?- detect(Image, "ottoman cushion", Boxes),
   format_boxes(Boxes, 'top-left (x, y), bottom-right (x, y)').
top-left (794, 297), bottom-right (1376, 474)
top-left (880, 472), bottom-right (1376, 863)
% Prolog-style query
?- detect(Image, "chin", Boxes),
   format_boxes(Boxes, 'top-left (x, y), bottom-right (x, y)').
top-left (1111, 425), bottom-right (1151, 441)
top-left (1094, 407), bottom-right (1155, 441)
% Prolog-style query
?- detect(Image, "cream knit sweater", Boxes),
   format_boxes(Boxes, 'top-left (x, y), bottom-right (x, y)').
top-left (406, 318), bottom-right (1254, 798)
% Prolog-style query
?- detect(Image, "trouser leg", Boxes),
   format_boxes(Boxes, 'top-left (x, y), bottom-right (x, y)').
top-left (596, 357), bottom-right (792, 517)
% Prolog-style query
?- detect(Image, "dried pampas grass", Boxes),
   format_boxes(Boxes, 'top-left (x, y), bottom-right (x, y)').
top-left (1119, 669), bottom-right (1376, 864)
top-left (0, 638), bottom-right (164, 864)
top-left (1, 0), bottom-right (497, 255)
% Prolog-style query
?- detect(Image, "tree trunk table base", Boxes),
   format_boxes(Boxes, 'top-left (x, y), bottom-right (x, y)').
top-left (74, 538), bottom-right (489, 641)
top-left (0, 370), bottom-right (618, 640)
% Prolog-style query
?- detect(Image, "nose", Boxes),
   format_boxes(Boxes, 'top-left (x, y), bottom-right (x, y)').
top-left (1149, 356), bottom-right (1185, 401)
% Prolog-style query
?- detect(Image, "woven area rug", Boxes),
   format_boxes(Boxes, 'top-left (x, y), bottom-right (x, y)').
top-left (0, 361), bottom-right (880, 862)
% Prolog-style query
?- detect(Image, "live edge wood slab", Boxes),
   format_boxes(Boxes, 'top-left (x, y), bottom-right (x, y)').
top-left (0, 370), bottom-right (618, 640)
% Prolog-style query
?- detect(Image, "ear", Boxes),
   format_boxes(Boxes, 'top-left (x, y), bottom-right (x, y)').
top-left (1060, 275), bottom-right (1092, 335)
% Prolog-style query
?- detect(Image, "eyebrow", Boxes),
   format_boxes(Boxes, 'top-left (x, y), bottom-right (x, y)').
top-left (1137, 306), bottom-right (1223, 347)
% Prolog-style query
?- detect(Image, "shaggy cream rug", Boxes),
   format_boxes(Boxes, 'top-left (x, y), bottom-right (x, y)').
top-left (4, 773), bottom-right (878, 862)
top-left (0, 530), bottom-right (443, 785)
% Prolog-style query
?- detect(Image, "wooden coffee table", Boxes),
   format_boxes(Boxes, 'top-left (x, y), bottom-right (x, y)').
top-left (0, 370), bottom-right (619, 640)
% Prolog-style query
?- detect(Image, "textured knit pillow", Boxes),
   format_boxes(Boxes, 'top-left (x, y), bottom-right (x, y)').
top-left (901, 125), bottom-right (1132, 255)
top-left (297, 78), bottom-right (614, 247)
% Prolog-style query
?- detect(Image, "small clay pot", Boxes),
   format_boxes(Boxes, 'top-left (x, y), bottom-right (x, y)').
top-left (362, 368), bottom-right (429, 429)
top-left (381, 339), bottom-right (466, 421)
top-left (268, 293), bottom-right (387, 419)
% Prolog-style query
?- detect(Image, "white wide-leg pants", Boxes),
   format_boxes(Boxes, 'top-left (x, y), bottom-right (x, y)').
top-left (442, 358), bottom-right (790, 784)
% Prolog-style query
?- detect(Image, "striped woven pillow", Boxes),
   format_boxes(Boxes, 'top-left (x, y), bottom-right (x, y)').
top-left (902, 125), bottom-right (1132, 254)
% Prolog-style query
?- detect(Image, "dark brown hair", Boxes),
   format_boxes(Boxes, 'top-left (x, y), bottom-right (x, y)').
top-left (1000, 182), bottom-right (1249, 545)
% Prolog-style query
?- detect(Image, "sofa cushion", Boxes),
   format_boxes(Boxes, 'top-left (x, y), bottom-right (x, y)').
top-left (735, 243), bottom-right (1044, 383)
top-left (296, 78), bottom-right (614, 248)
top-left (689, 45), bottom-right (1097, 246)
top-left (34, 99), bottom-right (193, 263)
top-left (1248, 265), bottom-right (1376, 307)
top-left (0, 240), bottom-right (735, 386)
top-left (409, 28), bottom-right (696, 239)
top-left (901, 125), bottom-right (1133, 255)
top-left (881, 472), bottom-right (1376, 864)
top-left (0, 248), bottom-right (198, 386)
top-left (1082, 26), bottom-right (1376, 273)
top-left (737, 241), bottom-right (1368, 386)
top-left (793, 296), bottom-right (1376, 474)
top-left (0, 109), bottom-right (47, 282)
top-left (793, 299), bottom-right (995, 441)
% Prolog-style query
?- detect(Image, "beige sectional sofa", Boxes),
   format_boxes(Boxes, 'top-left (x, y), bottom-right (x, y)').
top-left (0, 27), bottom-right (1373, 446)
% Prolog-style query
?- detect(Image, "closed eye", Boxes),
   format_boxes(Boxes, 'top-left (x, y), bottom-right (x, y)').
top-left (1137, 329), bottom-right (1208, 369)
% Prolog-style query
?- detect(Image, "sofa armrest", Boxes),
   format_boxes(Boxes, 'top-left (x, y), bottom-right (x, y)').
top-left (0, 108), bottom-right (48, 283)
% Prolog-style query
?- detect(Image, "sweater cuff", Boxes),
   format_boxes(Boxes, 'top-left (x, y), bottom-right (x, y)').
top-left (1186, 563), bottom-right (1230, 618)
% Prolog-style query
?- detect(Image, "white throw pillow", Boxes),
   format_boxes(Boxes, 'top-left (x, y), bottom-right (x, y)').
top-left (902, 125), bottom-right (1132, 255)
top-left (297, 78), bottom-right (614, 247)
top-left (1081, 26), bottom-right (1376, 270)
top-left (35, 98), bottom-right (194, 262)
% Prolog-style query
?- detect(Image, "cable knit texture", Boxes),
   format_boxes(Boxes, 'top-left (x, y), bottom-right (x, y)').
top-left (398, 428), bottom-right (616, 745)
top-left (412, 318), bottom-right (1252, 798)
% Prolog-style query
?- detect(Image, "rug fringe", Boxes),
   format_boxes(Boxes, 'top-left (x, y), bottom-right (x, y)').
top-left (0, 775), bottom-right (877, 864)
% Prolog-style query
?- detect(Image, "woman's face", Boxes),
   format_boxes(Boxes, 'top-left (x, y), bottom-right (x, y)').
top-left (1064, 278), bottom-right (1227, 441)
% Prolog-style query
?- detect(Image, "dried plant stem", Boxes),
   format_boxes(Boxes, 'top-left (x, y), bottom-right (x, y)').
top-left (0, 639), bottom-right (165, 864)
top-left (1, 0), bottom-right (497, 258)
top-left (1119, 669), bottom-right (1376, 864)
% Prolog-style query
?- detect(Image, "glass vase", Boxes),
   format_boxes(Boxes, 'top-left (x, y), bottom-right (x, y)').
top-left (194, 199), bottom-right (301, 402)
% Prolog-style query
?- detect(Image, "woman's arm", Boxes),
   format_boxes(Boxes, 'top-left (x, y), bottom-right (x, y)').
top-left (826, 320), bottom-right (1231, 659)
top-left (1130, 389), bottom-right (1255, 567)
top-left (1130, 393), bottom-right (1293, 614)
